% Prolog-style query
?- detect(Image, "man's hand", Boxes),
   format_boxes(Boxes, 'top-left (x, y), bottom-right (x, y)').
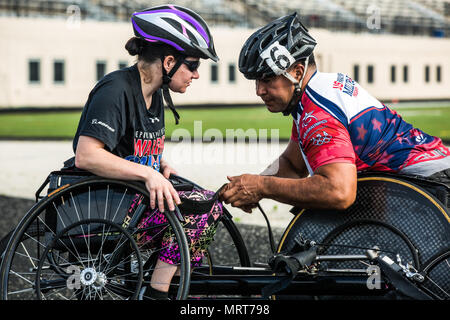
top-left (240, 203), bottom-right (259, 213)
top-left (219, 174), bottom-right (264, 211)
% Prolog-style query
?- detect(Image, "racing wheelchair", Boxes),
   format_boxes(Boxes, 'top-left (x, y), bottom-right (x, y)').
top-left (0, 169), bottom-right (449, 300)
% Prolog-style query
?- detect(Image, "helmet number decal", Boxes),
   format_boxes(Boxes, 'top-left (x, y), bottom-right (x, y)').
top-left (260, 41), bottom-right (295, 75)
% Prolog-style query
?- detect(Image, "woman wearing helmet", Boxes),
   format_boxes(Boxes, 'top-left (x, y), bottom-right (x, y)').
top-left (72, 5), bottom-right (218, 299)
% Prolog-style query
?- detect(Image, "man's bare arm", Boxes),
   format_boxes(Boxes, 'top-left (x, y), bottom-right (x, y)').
top-left (222, 162), bottom-right (357, 211)
top-left (260, 162), bottom-right (357, 210)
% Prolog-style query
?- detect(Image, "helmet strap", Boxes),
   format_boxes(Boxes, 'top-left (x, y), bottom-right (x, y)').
top-left (282, 56), bottom-right (309, 116)
top-left (160, 56), bottom-right (184, 125)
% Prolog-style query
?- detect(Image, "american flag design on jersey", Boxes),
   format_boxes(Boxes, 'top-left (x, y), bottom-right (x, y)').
top-left (291, 71), bottom-right (450, 174)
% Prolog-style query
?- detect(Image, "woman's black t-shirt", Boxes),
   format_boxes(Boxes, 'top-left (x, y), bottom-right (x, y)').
top-left (73, 64), bottom-right (165, 171)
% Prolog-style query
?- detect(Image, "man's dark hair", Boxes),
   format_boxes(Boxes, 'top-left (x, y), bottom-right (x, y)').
top-left (299, 53), bottom-right (316, 68)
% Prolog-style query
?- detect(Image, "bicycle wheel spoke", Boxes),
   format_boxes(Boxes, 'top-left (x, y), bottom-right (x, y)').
top-left (424, 276), bottom-right (450, 298)
top-left (104, 185), bottom-right (110, 220)
top-left (110, 188), bottom-right (128, 223)
top-left (52, 204), bottom-right (88, 270)
top-left (7, 287), bottom-right (35, 296)
top-left (102, 285), bottom-right (126, 300)
top-left (9, 270), bottom-right (34, 285)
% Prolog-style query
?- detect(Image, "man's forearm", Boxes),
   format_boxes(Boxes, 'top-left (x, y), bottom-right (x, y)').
top-left (259, 174), bottom-right (353, 210)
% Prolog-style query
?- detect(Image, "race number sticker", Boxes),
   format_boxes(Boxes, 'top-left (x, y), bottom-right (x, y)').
top-left (260, 41), bottom-right (295, 75)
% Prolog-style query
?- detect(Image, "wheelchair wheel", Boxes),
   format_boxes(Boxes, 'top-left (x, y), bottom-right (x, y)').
top-left (318, 219), bottom-right (420, 270)
top-left (0, 177), bottom-right (190, 300)
top-left (34, 218), bottom-right (143, 300)
top-left (277, 219), bottom-right (420, 300)
top-left (203, 209), bottom-right (251, 272)
top-left (167, 175), bottom-right (251, 273)
top-left (420, 249), bottom-right (450, 300)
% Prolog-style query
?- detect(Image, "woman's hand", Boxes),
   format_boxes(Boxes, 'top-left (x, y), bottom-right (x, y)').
top-left (146, 168), bottom-right (181, 213)
top-left (160, 159), bottom-right (179, 179)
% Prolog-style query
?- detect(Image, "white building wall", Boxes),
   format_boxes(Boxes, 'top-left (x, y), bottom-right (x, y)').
top-left (0, 16), bottom-right (449, 108)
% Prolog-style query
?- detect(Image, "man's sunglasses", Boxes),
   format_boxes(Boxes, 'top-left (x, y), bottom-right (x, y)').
top-left (182, 59), bottom-right (200, 72)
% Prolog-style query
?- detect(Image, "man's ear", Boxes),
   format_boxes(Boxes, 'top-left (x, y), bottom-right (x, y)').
top-left (293, 63), bottom-right (305, 82)
top-left (287, 63), bottom-right (304, 82)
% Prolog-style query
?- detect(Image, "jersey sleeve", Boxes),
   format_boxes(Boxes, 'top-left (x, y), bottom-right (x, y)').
top-left (299, 102), bottom-right (356, 172)
top-left (77, 82), bottom-right (126, 152)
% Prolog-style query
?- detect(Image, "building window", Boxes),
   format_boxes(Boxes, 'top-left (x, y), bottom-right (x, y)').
top-left (96, 61), bottom-right (107, 81)
top-left (436, 65), bottom-right (442, 82)
top-left (29, 59), bottom-right (40, 83)
top-left (54, 60), bottom-right (65, 83)
top-left (403, 65), bottom-right (408, 83)
top-left (211, 64), bottom-right (218, 83)
top-left (367, 65), bottom-right (374, 83)
top-left (118, 61), bottom-right (128, 69)
top-left (228, 63), bottom-right (236, 83)
top-left (353, 65), bottom-right (359, 82)
top-left (425, 65), bottom-right (430, 83)
top-left (390, 65), bottom-right (396, 83)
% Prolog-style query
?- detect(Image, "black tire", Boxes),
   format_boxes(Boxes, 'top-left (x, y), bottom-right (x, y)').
top-left (0, 177), bottom-right (191, 300)
top-left (277, 218), bottom-right (421, 299)
top-left (168, 175), bottom-right (251, 299)
top-left (204, 209), bottom-right (251, 272)
top-left (0, 230), bottom-right (14, 262)
top-left (419, 249), bottom-right (450, 300)
top-left (318, 219), bottom-right (420, 270)
top-left (168, 175), bottom-right (251, 271)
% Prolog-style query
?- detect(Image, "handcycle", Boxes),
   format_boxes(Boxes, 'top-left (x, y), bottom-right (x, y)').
top-left (0, 168), bottom-right (449, 300)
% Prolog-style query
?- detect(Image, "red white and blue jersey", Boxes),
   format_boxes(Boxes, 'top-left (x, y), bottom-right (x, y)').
top-left (291, 71), bottom-right (450, 176)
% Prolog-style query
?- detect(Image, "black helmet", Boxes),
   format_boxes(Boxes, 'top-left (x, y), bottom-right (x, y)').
top-left (132, 5), bottom-right (219, 62)
top-left (239, 13), bottom-right (316, 80)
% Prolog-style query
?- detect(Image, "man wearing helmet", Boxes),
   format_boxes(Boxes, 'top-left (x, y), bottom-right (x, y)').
top-left (71, 5), bottom-right (219, 299)
top-left (220, 13), bottom-right (450, 213)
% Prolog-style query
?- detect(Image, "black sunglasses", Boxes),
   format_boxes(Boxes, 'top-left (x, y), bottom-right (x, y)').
top-left (182, 59), bottom-right (200, 72)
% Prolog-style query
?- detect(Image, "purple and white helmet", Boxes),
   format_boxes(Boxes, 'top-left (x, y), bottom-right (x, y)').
top-left (131, 4), bottom-right (219, 62)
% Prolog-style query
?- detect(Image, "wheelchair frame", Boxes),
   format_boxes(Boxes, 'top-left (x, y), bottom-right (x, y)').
top-left (0, 170), bottom-right (448, 300)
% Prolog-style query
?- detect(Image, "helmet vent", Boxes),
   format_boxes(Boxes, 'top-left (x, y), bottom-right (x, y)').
top-left (186, 29), bottom-right (198, 45)
top-left (260, 35), bottom-right (273, 50)
top-left (162, 17), bottom-right (183, 34)
top-left (278, 34), bottom-right (288, 46)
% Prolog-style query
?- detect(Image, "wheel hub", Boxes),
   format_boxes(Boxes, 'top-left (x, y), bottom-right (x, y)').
top-left (80, 267), bottom-right (108, 289)
top-left (80, 268), bottom-right (98, 287)
top-left (93, 272), bottom-right (107, 290)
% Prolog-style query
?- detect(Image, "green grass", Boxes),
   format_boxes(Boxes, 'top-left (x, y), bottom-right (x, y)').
top-left (0, 112), bottom-right (82, 138)
top-left (166, 107), bottom-right (292, 140)
top-left (395, 106), bottom-right (450, 140)
top-left (0, 104), bottom-right (449, 140)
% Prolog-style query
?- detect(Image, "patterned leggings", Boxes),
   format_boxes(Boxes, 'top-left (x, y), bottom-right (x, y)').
top-left (129, 190), bottom-right (223, 267)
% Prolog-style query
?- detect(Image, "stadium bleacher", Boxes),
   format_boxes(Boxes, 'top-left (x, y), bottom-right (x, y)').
top-left (0, 0), bottom-right (448, 36)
